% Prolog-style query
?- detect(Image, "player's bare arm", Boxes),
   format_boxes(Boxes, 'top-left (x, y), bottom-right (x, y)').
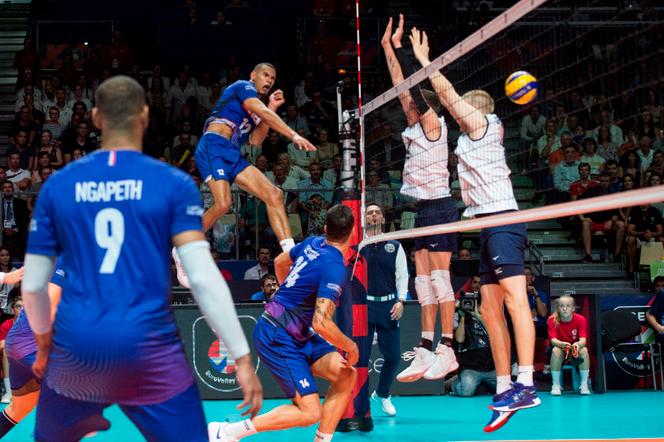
top-left (274, 251), bottom-right (293, 285)
top-left (381, 16), bottom-right (418, 126)
top-left (409, 28), bottom-right (487, 138)
top-left (248, 89), bottom-right (285, 146)
top-left (243, 98), bottom-right (316, 151)
top-left (313, 298), bottom-right (359, 366)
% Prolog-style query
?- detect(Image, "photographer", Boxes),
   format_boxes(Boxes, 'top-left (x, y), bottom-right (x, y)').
top-left (450, 276), bottom-right (496, 397)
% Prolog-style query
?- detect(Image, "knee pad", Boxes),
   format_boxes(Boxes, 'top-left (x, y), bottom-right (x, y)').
top-left (430, 269), bottom-right (454, 303)
top-left (415, 275), bottom-right (436, 306)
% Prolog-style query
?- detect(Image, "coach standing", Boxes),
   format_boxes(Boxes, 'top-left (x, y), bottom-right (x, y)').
top-left (361, 203), bottom-right (408, 419)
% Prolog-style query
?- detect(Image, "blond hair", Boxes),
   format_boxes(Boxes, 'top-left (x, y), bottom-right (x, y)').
top-left (552, 295), bottom-right (576, 327)
top-left (461, 89), bottom-right (494, 114)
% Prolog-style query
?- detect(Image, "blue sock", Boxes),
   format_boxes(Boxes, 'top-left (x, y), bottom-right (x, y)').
top-left (0, 409), bottom-right (17, 437)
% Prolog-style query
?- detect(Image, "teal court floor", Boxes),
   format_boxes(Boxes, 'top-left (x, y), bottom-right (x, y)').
top-left (3, 391), bottom-right (663, 441)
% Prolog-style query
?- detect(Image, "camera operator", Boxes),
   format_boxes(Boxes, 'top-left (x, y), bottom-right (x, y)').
top-left (450, 275), bottom-right (496, 397)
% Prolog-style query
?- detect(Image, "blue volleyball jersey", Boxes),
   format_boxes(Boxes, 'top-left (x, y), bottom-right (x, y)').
top-left (6, 264), bottom-right (67, 361)
top-left (205, 80), bottom-right (261, 148)
top-left (265, 236), bottom-right (347, 342)
top-left (26, 149), bottom-right (204, 405)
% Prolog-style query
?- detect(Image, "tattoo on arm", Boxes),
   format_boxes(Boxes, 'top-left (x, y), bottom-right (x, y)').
top-left (314, 298), bottom-right (336, 329)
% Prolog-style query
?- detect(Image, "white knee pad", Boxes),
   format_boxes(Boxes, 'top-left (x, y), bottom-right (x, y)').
top-left (415, 275), bottom-right (436, 306)
top-left (430, 269), bottom-right (455, 303)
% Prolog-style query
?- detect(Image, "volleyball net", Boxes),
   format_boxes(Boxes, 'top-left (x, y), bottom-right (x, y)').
top-left (351, 0), bottom-right (664, 248)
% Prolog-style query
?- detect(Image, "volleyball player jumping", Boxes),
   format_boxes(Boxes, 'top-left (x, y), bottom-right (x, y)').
top-left (410, 28), bottom-right (540, 432)
top-left (381, 15), bottom-right (459, 383)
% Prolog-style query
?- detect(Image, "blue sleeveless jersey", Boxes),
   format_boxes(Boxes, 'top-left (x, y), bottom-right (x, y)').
top-left (6, 264), bottom-right (67, 361)
top-left (26, 149), bottom-right (204, 405)
top-left (205, 80), bottom-right (261, 148)
top-left (265, 236), bottom-right (348, 342)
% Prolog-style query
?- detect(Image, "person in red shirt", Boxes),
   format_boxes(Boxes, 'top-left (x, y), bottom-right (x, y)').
top-left (0, 298), bottom-right (22, 404)
top-left (547, 295), bottom-right (590, 396)
top-left (569, 163), bottom-right (598, 201)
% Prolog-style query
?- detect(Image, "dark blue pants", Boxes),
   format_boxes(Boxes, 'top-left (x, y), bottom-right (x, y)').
top-left (368, 299), bottom-right (400, 398)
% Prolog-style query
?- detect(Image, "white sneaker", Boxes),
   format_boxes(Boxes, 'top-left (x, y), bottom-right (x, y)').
top-left (423, 344), bottom-right (459, 380)
top-left (1, 392), bottom-right (11, 404)
top-left (172, 247), bottom-right (190, 288)
top-left (396, 347), bottom-right (435, 382)
top-left (208, 422), bottom-right (237, 442)
top-left (371, 391), bottom-right (396, 416)
top-left (579, 385), bottom-right (591, 395)
top-left (550, 385), bottom-right (562, 396)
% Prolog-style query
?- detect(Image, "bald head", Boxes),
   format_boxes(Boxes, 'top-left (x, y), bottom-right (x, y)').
top-left (94, 75), bottom-right (147, 133)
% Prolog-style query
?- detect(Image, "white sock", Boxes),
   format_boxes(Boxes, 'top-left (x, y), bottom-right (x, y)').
top-left (421, 331), bottom-right (434, 342)
top-left (314, 430), bottom-right (333, 441)
top-left (225, 419), bottom-right (257, 439)
top-left (2, 378), bottom-right (9, 393)
top-left (280, 238), bottom-right (295, 252)
top-left (516, 365), bottom-right (534, 386)
top-left (579, 369), bottom-right (589, 388)
top-left (551, 370), bottom-right (562, 387)
top-left (496, 375), bottom-right (511, 394)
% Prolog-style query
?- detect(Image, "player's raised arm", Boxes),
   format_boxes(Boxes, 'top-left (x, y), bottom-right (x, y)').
top-left (313, 297), bottom-right (359, 366)
top-left (243, 97), bottom-right (315, 152)
top-left (274, 250), bottom-right (293, 285)
top-left (173, 230), bottom-right (263, 417)
top-left (382, 15), bottom-right (419, 126)
top-left (248, 89), bottom-right (285, 146)
top-left (409, 28), bottom-right (488, 139)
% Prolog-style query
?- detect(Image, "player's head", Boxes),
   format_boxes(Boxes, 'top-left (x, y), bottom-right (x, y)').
top-left (653, 276), bottom-right (664, 293)
top-left (365, 202), bottom-right (384, 228)
top-left (461, 89), bottom-right (494, 115)
top-left (92, 75), bottom-right (148, 139)
top-left (250, 62), bottom-right (276, 96)
top-left (324, 204), bottom-right (355, 244)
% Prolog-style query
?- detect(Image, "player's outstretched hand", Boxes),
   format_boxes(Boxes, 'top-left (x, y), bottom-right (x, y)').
top-left (345, 342), bottom-right (359, 367)
top-left (235, 355), bottom-right (263, 418)
top-left (391, 13), bottom-right (405, 48)
top-left (409, 27), bottom-right (430, 64)
top-left (381, 17), bottom-right (393, 48)
top-left (293, 134), bottom-right (316, 151)
top-left (268, 89), bottom-right (285, 111)
top-left (3, 268), bottom-right (24, 285)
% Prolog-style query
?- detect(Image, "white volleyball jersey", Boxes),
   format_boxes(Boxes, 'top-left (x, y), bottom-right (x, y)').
top-left (455, 114), bottom-right (518, 217)
top-left (400, 116), bottom-right (451, 201)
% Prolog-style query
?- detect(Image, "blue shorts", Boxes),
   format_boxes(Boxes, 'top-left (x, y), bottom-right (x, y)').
top-left (478, 220), bottom-right (527, 285)
top-left (194, 132), bottom-right (251, 183)
top-left (34, 382), bottom-right (207, 442)
top-left (8, 353), bottom-right (37, 391)
top-left (253, 317), bottom-right (336, 398)
top-left (414, 197), bottom-right (459, 252)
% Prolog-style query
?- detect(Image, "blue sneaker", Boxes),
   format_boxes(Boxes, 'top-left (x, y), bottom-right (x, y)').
top-left (483, 409), bottom-right (516, 432)
top-left (490, 383), bottom-right (541, 412)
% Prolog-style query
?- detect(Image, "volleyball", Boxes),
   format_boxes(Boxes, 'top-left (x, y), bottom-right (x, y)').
top-left (505, 71), bottom-right (538, 105)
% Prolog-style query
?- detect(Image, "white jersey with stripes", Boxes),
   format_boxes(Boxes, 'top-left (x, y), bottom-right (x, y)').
top-left (400, 116), bottom-right (451, 201)
top-left (455, 113), bottom-right (518, 217)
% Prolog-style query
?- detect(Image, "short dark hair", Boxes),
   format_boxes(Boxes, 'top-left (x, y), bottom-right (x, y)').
top-left (253, 62), bottom-right (275, 73)
top-left (654, 275), bottom-right (664, 287)
top-left (260, 273), bottom-right (277, 286)
top-left (1, 179), bottom-right (13, 187)
top-left (365, 201), bottom-right (382, 212)
top-left (578, 162), bottom-right (590, 171)
top-left (94, 75), bottom-right (146, 132)
top-left (605, 159), bottom-right (619, 167)
top-left (325, 204), bottom-right (354, 242)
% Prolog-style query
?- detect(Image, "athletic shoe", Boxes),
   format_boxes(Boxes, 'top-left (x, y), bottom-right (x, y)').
top-left (356, 416), bottom-right (374, 432)
top-left (336, 418), bottom-right (358, 432)
top-left (550, 384), bottom-right (562, 396)
top-left (579, 385), bottom-right (591, 395)
top-left (490, 382), bottom-right (541, 412)
top-left (371, 391), bottom-right (396, 416)
top-left (396, 347), bottom-right (435, 382)
top-left (172, 247), bottom-right (190, 288)
top-left (423, 344), bottom-right (459, 380)
top-left (483, 410), bottom-right (517, 433)
top-left (0, 392), bottom-right (10, 404)
top-left (207, 422), bottom-right (237, 442)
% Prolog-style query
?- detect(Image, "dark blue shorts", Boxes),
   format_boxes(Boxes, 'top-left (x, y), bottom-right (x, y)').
top-left (253, 317), bottom-right (336, 398)
top-left (8, 353), bottom-right (37, 391)
top-left (479, 221), bottom-right (527, 285)
top-left (414, 197), bottom-right (459, 252)
top-left (34, 382), bottom-right (207, 442)
top-left (194, 132), bottom-right (251, 183)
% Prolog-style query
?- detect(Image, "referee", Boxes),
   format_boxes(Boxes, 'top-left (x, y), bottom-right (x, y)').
top-left (362, 203), bottom-right (408, 418)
